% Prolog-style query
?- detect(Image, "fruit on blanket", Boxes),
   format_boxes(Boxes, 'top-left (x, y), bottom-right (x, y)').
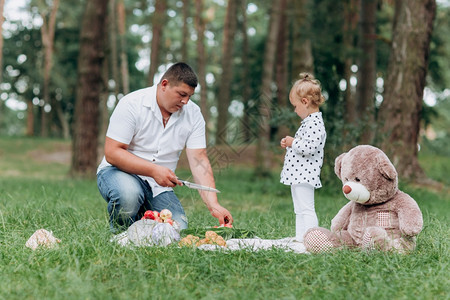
top-left (197, 231), bottom-right (226, 247)
top-left (179, 234), bottom-right (200, 247)
top-left (205, 230), bottom-right (218, 240)
top-left (195, 238), bottom-right (209, 246)
top-left (142, 210), bottom-right (174, 225)
top-left (142, 210), bottom-right (154, 220)
top-left (205, 231), bottom-right (217, 241)
top-left (160, 209), bottom-right (172, 221)
top-left (142, 210), bottom-right (160, 220)
top-left (181, 227), bottom-right (255, 240)
top-left (179, 231), bottom-right (227, 247)
top-left (214, 223), bottom-right (233, 228)
top-left (209, 232), bottom-right (226, 247)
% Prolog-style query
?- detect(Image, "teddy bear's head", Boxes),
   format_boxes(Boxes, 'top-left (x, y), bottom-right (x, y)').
top-left (334, 145), bottom-right (398, 205)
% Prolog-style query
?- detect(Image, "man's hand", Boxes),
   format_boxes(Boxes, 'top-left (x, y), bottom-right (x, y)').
top-left (151, 164), bottom-right (181, 187)
top-left (104, 137), bottom-right (181, 187)
top-left (209, 204), bottom-right (233, 226)
top-left (186, 147), bottom-right (233, 225)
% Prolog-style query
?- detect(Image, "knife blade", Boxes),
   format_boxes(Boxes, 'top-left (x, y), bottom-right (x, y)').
top-left (178, 179), bottom-right (221, 193)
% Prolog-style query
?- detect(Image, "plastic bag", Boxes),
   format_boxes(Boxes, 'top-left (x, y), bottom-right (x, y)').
top-left (127, 219), bottom-right (158, 246)
top-left (151, 223), bottom-right (180, 246)
top-left (127, 219), bottom-right (180, 247)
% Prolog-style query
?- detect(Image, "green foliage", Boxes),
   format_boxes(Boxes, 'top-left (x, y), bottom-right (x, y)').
top-left (418, 148), bottom-right (450, 186)
top-left (0, 0), bottom-right (146, 137)
top-left (1, 25), bottom-right (43, 136)
top-left (420, 95), bottom-right (450, 158)
top-left (375, 1), bottom-right (394, 75)
top-left (0, 104), bottom-right (26, 136)
top-left (2, 0), bottom-right (449, 161)
top-left (0, 137), bottom-right (448, 299)
top-left (429, 4), bottom-right (450, 90)
top-left (309, 0), bottom-right (346, 107)
top-left (180, 227), bottom-right (256, 240)
top-left (269, 106), bottom-right (298, 131)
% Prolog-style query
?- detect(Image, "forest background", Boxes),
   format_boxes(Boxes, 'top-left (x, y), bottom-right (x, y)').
top-left (0, 2), bottom-right (449, 298)
top-left (0, 0), bottom-right (449, 184)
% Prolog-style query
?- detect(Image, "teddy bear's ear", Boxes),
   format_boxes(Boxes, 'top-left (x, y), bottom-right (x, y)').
top-left (376, 152), bottom-right (398, 181)
top-left (334, 152), bottom-right (346, 179)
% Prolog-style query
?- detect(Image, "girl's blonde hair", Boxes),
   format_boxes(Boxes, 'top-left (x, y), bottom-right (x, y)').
top-left (289, 73), bottom-right (325, 107)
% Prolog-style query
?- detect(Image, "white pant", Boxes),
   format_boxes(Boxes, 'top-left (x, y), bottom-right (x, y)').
top-left (291, 183), bottom-right (318, 242)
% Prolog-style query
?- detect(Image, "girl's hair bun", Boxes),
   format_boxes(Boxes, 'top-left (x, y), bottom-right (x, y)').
top-left (291, 72), bottom-right (325, 106)
top-left (299, 72), bottom-right (315, 81)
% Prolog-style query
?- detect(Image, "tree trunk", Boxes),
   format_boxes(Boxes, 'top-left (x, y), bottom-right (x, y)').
top-left (241, 0), bottom-right (252, 143)
top-left (53, 99), bottom-right (70, 139)
top-left (275, 0), bottom-right (290, 140)
top-left (255, 1), bottom-right (282, 176)
top-left (26, 99), bottom-right (34, 136)
top-left (181, 0), bottom-right (189, 61)
top-left (215, 0), bottom-right (237, 145)
top-left (0, 0), bottom-right (4, 124)
top-left (378, 0), bottom-right (436, 181)
top-left (99, 46), bottom-right (110, 151)
top-left (0, 0), bottom-right (3, 80)
top-left (40, 0), bottom-right (60, 137)
top-left (109, 0), bottom-right (120, 98)
top-left (39, 102), bottom-right (47, 136)
top-left (195, 0), bottom-right (209, 139)
top-left (147, 0), bottom-right (167, 86)
top-left (275, 0), bottom-right (288, 106)
top-left (343, 0), bottom-right (359, 126)
top-left (291, 0), bottom-right (314, 77)
top-left (117, 0), bottom-right (129, 95)
top-left (356, 0), bottom-right (377, 144)
top-left (71, 0), bottom-right (109, 177)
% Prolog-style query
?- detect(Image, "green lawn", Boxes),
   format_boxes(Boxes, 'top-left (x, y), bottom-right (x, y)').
top-left (0, 137), bottom-right (448, 299)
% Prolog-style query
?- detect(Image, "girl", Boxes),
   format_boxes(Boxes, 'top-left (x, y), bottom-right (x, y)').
top-left (280, 73), bottom-right (326, 242)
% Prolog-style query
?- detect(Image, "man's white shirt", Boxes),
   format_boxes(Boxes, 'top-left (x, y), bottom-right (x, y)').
top-left (97, 85), bottom-right (206, 196)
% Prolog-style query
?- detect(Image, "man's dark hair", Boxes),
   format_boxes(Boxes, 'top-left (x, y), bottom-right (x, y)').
top-left (159, 62), bottom-right (198, 88)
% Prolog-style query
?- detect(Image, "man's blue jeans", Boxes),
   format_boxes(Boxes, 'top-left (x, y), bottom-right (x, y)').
top-left (97, 166), bottom-right (188, 232)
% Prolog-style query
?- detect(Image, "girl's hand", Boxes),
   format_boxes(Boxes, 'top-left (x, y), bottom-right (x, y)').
top-left (280, 136), bottom-right (294, 148)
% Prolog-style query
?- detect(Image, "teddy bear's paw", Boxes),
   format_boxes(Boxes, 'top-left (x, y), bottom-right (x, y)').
top-left (361, 232), bottom-right (375, 251)
top-left (389, 237), bottom-right (416, 254)
top-left (304, 230), bottom-right (334, 253)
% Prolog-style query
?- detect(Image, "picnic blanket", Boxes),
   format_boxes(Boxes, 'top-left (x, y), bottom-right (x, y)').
top-left (110, 220), bottom-right (307, 254)
top-left (111, 232), bottom-right (307, 254)
top-left (197, 237), bottom-right (307, 254)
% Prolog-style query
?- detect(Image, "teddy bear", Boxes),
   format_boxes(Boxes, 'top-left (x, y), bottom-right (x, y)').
top-left (304, 145), bottom-right (423, 253)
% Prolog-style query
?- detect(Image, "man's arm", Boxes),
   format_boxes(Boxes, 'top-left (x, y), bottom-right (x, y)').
top-left (104, 137), bottom-right (180, 187)
top-left (186, 148), bottom-right (233, 225)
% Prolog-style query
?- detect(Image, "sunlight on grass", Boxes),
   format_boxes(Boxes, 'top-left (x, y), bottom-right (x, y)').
top-left (0, 137), bottom-right (71, 179)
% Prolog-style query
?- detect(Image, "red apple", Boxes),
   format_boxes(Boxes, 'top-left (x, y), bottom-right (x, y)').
top-left (143, 210), bottom-right (156, 220)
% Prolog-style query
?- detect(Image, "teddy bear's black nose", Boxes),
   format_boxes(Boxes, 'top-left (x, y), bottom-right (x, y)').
top-left (343, 185), bottom-right (352, 194)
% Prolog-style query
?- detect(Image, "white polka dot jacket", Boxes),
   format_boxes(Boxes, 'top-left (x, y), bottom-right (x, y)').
top-left (280, 112), bottom-right (327, 188)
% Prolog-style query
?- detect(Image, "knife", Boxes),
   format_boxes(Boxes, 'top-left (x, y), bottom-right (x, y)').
top-left (178, 179), bottom-right (221, 193)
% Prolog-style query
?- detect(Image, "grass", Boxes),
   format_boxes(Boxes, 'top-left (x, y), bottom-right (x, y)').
top-left (0, 137), bottom-right (449, 299)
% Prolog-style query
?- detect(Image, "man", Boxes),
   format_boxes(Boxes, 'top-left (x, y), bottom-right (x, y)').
top-left (97, 62), bottom-right (233, 232)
